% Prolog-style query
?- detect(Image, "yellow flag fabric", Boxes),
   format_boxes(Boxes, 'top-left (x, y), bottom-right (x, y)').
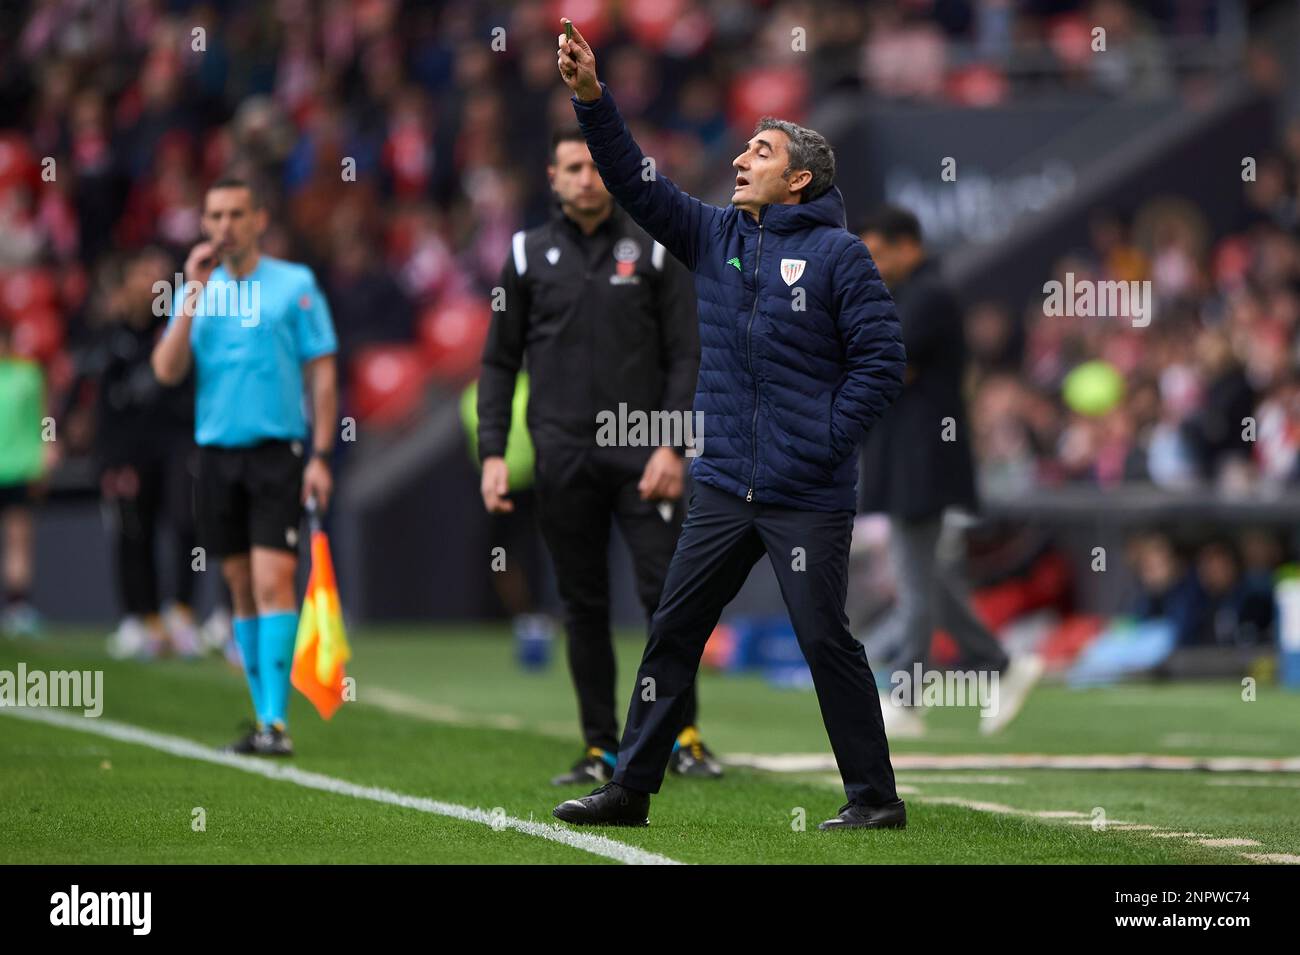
top-left (291, 529), bottom-right (352, 719)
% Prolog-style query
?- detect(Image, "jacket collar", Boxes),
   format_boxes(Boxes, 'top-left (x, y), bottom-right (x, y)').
top-left (550, 196), bottom-right (621, 239)
top-left (736, 185), bottom-right (848, 235)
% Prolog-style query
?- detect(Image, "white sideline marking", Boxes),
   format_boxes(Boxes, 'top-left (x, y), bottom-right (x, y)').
top-left (1207, 778), bottom-right (1300, 788)
top-left (921, 796), bottom-right (1032, 816)
top-left (1160, 732), bottom-right (1283, 751)
top-left (901, 774), bottom-right (1023, 785)
top-left (841, 793), bottom-right (1286, 865)
top-left (730, 752), bottom-right (1300, 773)
top-left (812, 773), bottom-right (923, 794)
top-left (1, 707), bottom-right (682, 866)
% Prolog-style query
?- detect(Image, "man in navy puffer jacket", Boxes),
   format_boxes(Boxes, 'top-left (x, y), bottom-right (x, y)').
top-left (552, 20), bottom-right (909, 831)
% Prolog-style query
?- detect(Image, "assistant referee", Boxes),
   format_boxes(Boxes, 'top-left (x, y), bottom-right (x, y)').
top-left (152, 175), bottom-right (338, 757)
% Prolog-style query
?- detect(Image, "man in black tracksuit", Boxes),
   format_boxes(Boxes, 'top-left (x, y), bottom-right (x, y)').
top-left (553, 22), bottom-right (907, 830)
top-left (478, 127), bottom-right (719, 786)
top-left (64, 248), bottom-right (200, 657)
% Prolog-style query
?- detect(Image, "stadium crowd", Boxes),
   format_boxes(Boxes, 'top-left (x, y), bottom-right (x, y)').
top-left (0, 0), bottom-right (1234, 432)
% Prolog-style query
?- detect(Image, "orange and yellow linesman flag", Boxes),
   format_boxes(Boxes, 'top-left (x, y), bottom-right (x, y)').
top-left (292, 524), bottom-right (352, 719)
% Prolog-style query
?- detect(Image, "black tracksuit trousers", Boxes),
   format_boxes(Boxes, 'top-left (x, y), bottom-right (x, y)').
top-left (612, 480), bottom-right (899, 806)
top-left (535, 446), bottom-right (698, 753)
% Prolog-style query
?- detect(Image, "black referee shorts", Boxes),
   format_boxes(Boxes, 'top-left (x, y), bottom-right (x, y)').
top-left (196, 439), bottom-right (305, 559)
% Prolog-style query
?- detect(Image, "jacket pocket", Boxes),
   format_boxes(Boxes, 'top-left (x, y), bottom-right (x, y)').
top-left (821, 390), bottom-right (838, 472)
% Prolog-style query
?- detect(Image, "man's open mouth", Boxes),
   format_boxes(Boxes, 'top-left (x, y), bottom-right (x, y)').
top-left (735, 175), bottom-right (748, 188)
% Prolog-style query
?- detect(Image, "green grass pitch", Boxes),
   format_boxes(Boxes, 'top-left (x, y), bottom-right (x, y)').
top-left (2, 628), bottom-right (1298, 864)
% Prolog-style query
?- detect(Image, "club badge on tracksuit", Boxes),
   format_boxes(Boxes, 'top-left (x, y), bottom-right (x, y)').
top-left (611, 238), bottom-right (642, 285)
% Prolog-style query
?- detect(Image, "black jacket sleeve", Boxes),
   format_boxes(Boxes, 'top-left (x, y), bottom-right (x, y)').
top-left (653, 248), bottom-right (700, 453)
top-left (477, 252), bottom-right (530, 461)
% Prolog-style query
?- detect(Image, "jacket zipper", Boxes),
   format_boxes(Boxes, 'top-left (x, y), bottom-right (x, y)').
top-left (745, 212), bottom-right (765, 502)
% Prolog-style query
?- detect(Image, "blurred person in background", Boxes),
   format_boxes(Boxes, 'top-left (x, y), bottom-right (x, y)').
top-left (1183, 327), bottom-right (1255, 484)
top-left (152, 176), bottom-right (338, 758)
top-left (964, 300), bottom-right (1023, 378)
top-left (478, 127), bottom-right (714, 786)
top-left (0, 321), bottom-right (56, 638)
top-left (66, 247), bottom-right (202, 659)
top-left (1194, 538), bottom-right (1274, 648)
top-left (858, 206), bottom-right (1042, 738)
top-left (1129, 532), bottom-right (1205, 646)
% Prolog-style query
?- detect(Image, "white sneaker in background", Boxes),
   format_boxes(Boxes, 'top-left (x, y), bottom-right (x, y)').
top-left (107, 616), bottom-right (149, 660)
top-left (200, 607), bottom-right (234, 654)
top-left (980, 654), bottom-right (1045, 736)
top-left (164, 603), bottom-right (203, 658)
top-left (879, 691), bottom-right (927, 738)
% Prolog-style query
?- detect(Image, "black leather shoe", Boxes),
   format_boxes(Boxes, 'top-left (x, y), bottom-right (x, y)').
top-left (818, 798), bottom-right (907, 831)
top-left (553, 782), bottom-right (650, 827)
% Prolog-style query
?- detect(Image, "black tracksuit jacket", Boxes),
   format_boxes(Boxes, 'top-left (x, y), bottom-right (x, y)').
top-left (478, 202), bottom-right (699, 463)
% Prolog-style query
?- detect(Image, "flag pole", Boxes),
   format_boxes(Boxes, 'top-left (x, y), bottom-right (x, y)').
top-left (305, 493), bottom-right (322, 535)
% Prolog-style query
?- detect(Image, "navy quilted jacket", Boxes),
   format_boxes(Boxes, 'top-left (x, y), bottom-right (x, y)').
top-left (573, 83), bottom-right (905, 511)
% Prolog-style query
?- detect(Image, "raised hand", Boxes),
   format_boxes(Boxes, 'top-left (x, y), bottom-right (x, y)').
top-left (556, 19), bottom-right (601, 102)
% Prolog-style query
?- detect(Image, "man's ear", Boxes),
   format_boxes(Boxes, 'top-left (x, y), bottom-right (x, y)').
top-left (787, 169), bottom-right (813, 199)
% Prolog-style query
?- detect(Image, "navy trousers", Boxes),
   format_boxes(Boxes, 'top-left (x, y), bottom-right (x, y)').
top-left (612, 481), bottom-right (899, 805)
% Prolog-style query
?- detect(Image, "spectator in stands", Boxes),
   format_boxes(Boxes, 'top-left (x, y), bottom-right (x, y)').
top-left (965, 300), bottom-right (1023, 377)
top-left (1194, 538), bottom-right (1274, 647)
top-left (1129, 532), bottom-right (1206, 646)
top-left (1183, 327), bottom-right (1255, 483)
